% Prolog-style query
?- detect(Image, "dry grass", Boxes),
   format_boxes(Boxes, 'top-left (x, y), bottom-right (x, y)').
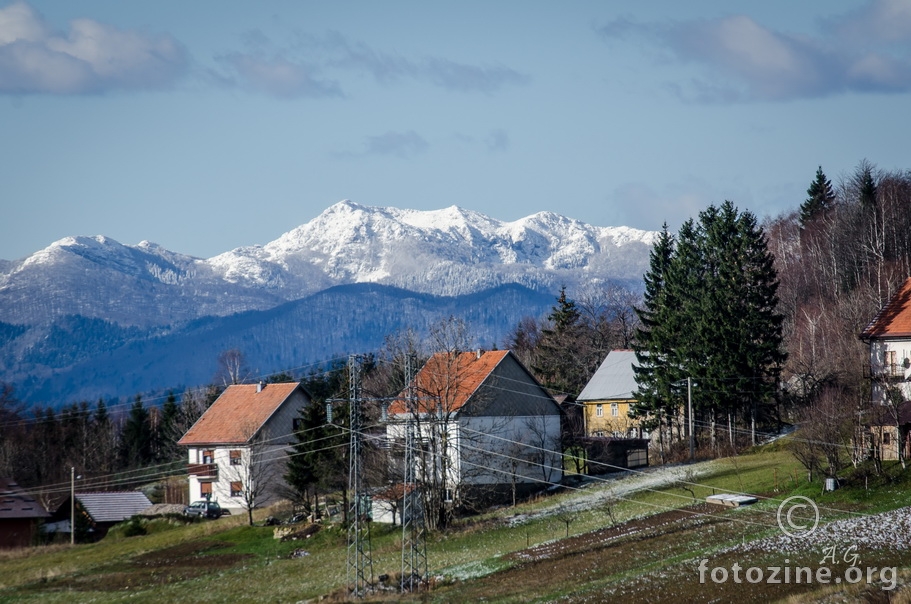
top-left (2, 450), bottom-right (909, 602)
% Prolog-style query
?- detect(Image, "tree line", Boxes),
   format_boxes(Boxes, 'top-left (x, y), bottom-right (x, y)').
top-left (0, 383), bottom-right (221, 501)
top-left (769, 161), bottom-right (911, 479)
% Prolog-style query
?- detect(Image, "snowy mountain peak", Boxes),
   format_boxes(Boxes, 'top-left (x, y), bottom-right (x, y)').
top-left (1, 201), bottom-right (658, 327)
top-left (218, 200), bottom-right (659, 293)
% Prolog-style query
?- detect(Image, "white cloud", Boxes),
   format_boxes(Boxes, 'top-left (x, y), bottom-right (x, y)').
top-left (215, 52), bottom-right (341, 99)
top-left (0, 1), bottom-right (187, 95)
top-left (598, 0), bottom-right (911, 102)
top-left (831, 0), bottom-right (911, 44)
top-left (299, 31), bottom-right (530, 94)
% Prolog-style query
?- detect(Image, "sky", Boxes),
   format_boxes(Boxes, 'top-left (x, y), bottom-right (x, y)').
top-left (2, 0), bottom-right (911, 262)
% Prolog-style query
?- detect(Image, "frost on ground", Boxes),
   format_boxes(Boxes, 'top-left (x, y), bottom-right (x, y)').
top-left (727, 505), bottom-right (911, 556)
top-left (506, 461), bottom-right (717, 528)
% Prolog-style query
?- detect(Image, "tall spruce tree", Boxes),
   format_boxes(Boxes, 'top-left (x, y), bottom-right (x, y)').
top-left (533, 287), bottom-right (590, 394)
top-left (854, 159), bottom-right (878, 209)
top-left (632, 225), bottom-right (682, 432)
top-left (799, 166), bottom-right (836, 228)
top-left (634, 202), bottom-right (785, 451)
top-left (121, 395), bottom-right (153, 469)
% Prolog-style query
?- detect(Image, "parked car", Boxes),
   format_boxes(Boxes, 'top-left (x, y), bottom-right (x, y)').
top-left (183, 500), bottom-right (223, 519)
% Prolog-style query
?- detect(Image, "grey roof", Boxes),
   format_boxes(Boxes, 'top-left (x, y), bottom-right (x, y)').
top-left (0, 478), bottom-right (50, 520)
top-left (577, 350), bottom-right (639, 401)
top-left (75, 492), bottom-right (152, 523)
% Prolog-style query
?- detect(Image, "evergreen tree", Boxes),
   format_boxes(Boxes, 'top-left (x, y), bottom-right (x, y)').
top-left (533, 286), bottom-right (590, 394)
top-left (692, 202), bottom-right (785, 434)
top-left (120, 395), bottom-right (153, 468)
top-left (285, 401), bottom-right (326, 513)
top-left (157, 392), bottom-right (182, 462)
top-left (854, 159), bottom-right (877, 209)
top-left (90, 399), bottom-right (116, 476)
top-left (799, 166), bottom-right (836, 228)
top-left (632, 225), bottom-right (683, 435)
top-left (634, 202), bottom-right (786, 451)
top-left (286, 364), bottom-right (349, 516)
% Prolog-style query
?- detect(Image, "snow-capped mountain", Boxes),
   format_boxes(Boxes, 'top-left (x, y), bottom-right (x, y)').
top-left (0, 201), bottom-right (657, 404)
top-left (0, 200), bottom-right (658, 328)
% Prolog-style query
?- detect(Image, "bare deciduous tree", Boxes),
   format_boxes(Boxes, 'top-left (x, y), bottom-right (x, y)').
top-left (216, 348), bottom-right (251, 386)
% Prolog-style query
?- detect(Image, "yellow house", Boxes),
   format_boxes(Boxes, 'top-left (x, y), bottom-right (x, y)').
top-left (577, 350), bottom-right (645, 438)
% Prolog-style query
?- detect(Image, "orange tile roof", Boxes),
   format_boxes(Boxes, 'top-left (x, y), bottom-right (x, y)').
top-left (387, 350), bottom-right (509, 415)
top-left (861, 278), bottom-right (911, 339)
top-left (177, 382), bottom-right (302, 446)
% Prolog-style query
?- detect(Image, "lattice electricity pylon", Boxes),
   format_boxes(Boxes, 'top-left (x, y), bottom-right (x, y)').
top-left (400, 422), bottom-right (429, 591)
top-left (346, 354), bottom-right (374, 598)
top-left (400, 354), bottom-right (428, 592)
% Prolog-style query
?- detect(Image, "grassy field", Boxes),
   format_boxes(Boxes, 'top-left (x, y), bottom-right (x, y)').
top-left (3, 446), bottom-right (911, 603)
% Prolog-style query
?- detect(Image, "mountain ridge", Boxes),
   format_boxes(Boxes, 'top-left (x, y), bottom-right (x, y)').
top-left (0, 200), bottom-right (657, 327)
top-left (0, 201), bottom-right (657, 405)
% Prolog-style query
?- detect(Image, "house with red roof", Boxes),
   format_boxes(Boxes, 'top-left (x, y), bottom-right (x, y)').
top-left (860, 277), bottom-right (911, 460)
top-left (178, 382), bottom-right (310, 515)
top-left (386, 350), bottom-right (562, 511)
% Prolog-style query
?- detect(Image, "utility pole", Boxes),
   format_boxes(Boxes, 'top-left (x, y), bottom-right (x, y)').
top-left (688, 377), bottom-right (694, 461)
top-left (70, 466), bottom-right (75, 546)
top-left (346, 354), bottom-right (374, 598)
top-left (400, 354), bottom-right (428, 592)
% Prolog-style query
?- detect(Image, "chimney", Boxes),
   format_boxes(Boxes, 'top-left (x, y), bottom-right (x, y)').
top-left (476, 348), bottom-right (482, 360)
top-left (256, 381), bottom-right (265, 393)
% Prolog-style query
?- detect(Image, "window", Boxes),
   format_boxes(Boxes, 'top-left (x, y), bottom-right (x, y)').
top-left (611, 403), bottom-right (619, 417)
top-left (884, 432), bottom-right (892, 446)
top-left (596, 404), bottom-right (603, 417)
top-left (292, 418), bottom-right (303, 433)
top-left (229, 450), bottom-right (242, 465)
top-left (202, 450), bottom-right (214, 464)
top-left (231, 481), bottom-right (243, 497)
top-left (200, 482), bottom-right (212, 497)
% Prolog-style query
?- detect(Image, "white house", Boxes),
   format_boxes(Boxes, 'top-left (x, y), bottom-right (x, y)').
top-left (385, 350), bottom-right (563, 509)
top-left (177, 382), bottom-right (310, 515)
top-left (860, 277), bottom-right (911, 460)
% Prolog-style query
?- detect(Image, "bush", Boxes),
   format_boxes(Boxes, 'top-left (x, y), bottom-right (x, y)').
top-left (120, 516), bottom-right (147, 538)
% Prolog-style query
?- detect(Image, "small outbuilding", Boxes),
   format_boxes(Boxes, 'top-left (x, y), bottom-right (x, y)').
top-left (0, 478), bottom-right (50, 548)
top-left (51, 491), bottom-right (152, 541)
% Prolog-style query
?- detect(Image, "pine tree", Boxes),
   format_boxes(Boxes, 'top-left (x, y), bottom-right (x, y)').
top-left (286, 364), bottom-right (349, 517)
top-left (799, 166), bottom-right (835, 228)
top-left (855, 159), bottom-right (877, 209)
top-left (157, 392), bottom-right (181, 462)
top-left (90, 399), bottom-right (116, 476)
top-left (694, 202), bottom-right (784, 435)
top-left (533, 286), bottom-right (590, 394)
top-left (120, 395), bottom-right (153, 469)
top-left (285, 401), bottom-right (325, 513)
top-left (632, 225), bottom-right (682, 432)
top-left (634, 203), bottom-right (786, 451)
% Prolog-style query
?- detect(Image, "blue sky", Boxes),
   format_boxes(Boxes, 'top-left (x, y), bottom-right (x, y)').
top-left (2, 0), bottom-right (910, 261)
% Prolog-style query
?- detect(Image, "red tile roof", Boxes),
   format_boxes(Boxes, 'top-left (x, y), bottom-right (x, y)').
top-left (861, 278), bottom-right (911, 339)
top-left (387, 350), bottom-right (509, 415)
top-left (177, 382), bottom-right (302, 446)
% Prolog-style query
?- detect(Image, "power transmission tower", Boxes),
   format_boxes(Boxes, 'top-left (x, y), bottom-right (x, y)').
top-left (400, 354), bottom-right (428, 592)
top-left (346, 354), bottom-right (374, 598)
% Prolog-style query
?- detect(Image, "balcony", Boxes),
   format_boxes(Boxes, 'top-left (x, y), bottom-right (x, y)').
top-left (865, 363), bottom-right (908, 380)
top-left (187, 463), bottom-right (218, 480)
